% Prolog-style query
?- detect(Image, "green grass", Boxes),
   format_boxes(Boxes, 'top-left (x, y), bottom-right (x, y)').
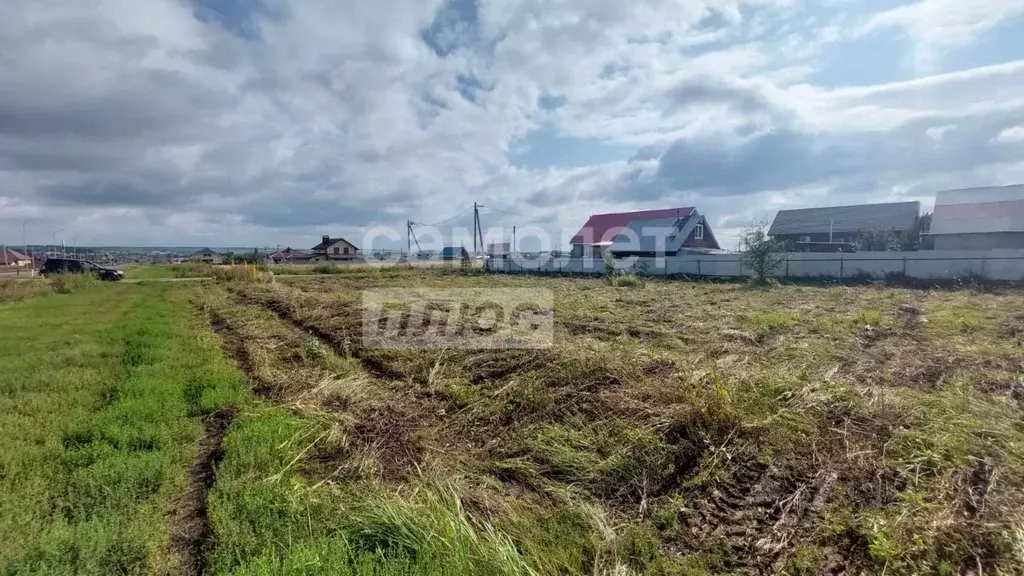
top-left (5, 270), bottom-right (1024, 575)
top-left (124, 264), bottom-right (214, 280)
top-left (0, 283), bottom-right (245, 575)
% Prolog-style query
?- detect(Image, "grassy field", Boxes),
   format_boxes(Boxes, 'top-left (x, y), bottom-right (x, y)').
top-left (2, 268), bottom-right (1023, 575)
top-left (0, 282), bottom-right (245, 575)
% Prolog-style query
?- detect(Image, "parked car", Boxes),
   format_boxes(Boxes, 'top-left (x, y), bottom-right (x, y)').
top-left (40, 258), bottom-right (124, 281)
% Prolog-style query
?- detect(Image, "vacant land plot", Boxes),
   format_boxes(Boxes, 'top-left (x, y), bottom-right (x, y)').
top-left (198, 269), bottom-right (1024, 575)
top-left (0, 283), bottom-right (245, 575)
top-left (3, 269), bottom-right (1023, 575)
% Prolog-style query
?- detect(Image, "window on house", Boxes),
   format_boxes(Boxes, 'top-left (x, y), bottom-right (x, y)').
top-left (333, 247), bottom-right (339, 254)
top-left (695, 223), bottom-right (704, 240)
top-left (344, 247), bottom-right (350, 255)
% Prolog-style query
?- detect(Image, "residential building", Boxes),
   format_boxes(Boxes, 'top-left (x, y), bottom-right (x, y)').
top-left (268, 247), bottom-right (313, 264)
top-left (486, 243), bottom-right (511, 259)
top-left (188, 247), bottom-right (223, 264)
top-left (768, 202), bottom-right (920, 252)
top-left (311, 235), bottom-right (359, 262)
top-left (928, 185), bottom-right (1024, 250)
top-left (570, 207), bottom-right (720, 258)
top-left (441, 246), bottom-right (469, 261)
top-left (0, 247), bottom-right (31, 266)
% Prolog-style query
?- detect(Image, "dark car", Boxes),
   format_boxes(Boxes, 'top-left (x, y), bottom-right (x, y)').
top-left (40, 258), bottom-right (124, 281)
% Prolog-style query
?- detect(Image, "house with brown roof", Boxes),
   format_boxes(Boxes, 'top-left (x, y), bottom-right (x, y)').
top-left (1, 247), bottom-right (32, 266)
top-left (268, 247), bottom-right (313, 264)
top-left (311, 235), bottom-right (359, 262)
top-left (570, 207), bottom-right (720, 258)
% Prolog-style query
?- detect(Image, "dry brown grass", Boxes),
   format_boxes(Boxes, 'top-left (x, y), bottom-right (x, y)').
top-left (201, 270), bottom-right (1024, 575)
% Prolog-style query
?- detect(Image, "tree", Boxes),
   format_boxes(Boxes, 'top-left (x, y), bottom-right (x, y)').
top-left (901, 213), bottom-right (933, 251)
top-left (739, 221), bottom-right (786, 286)
top-left (857, 228), bottom-right (901, 252)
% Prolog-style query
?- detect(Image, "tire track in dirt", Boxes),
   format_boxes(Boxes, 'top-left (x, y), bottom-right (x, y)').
top-left (225, 286), bottom-right (409, 382)
top-left (172, 408), bottom-right (234, 576)
top-left (171, 309), bottom-right (260, 575)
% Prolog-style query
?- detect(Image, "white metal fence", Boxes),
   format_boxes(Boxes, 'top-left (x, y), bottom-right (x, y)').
top-left (486, 249), bottom-right (1024, 282)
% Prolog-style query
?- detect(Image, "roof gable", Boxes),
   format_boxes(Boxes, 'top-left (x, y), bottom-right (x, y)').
top-left (312, 237), bottom-right (359, 251)
top-left (571, 207), bottom-right (695, 245)
top-left (608, 211), bottom-right (721, 253)
top-left (931, 184), bottom-right (1024, 235)
top-left (769, 202), bottom-right (920, 236)
top-left (0, 247), bottom-right (30, 264)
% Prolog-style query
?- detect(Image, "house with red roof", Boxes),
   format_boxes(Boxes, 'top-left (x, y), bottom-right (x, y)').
top-left (0, 246), bottom-right (32, 267)
top-left (570, 207), bottom-right (720, 258)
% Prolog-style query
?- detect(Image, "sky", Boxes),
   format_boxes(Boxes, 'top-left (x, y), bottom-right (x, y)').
top-left (2, 0), bottom-right (1024, 251)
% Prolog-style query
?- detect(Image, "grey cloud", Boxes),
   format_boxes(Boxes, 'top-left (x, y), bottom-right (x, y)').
top-left (40, 180), bottom-right (179, 207)
top-left (634, 109), bottom-right (1024, 202)
top-left (664, 75), bottom-right (781, 117)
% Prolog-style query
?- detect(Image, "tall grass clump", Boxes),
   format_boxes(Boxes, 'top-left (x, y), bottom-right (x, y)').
top-left (50, 272), bottom-right (99, 294)
top-left (0, 278), bottom-right (52, 302)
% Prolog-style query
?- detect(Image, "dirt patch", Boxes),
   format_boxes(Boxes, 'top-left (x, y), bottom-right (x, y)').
top-left (468, 350), bottom-right (550, 384)
top-left (672, 460), bottom-right (838, 574)
top-left (848, 344), bottom-right (954, 389)
top-left (209, 312), bottom-right (247, 370)
top-left (172, 408), bottom-right (235, 576)
top-left (642, 358), bottom-right (677, 377)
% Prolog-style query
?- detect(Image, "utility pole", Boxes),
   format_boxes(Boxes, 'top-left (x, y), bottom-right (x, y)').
top-left (51, 228), bottom-right (64, 259)
top-left (513, 225), bottom-right (516, 253)
top-left (406, 220), bottom-right (411, 255)
top-left (472, 203), bottom-right (478, 254)
top-left (22, 219), bottom-right (35, 272)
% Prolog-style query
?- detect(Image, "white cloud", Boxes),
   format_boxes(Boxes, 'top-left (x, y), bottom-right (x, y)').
top-left (1, 0), bottom-right (1023, 250)
top-left (995, 125), bottom-right (1024, 143)
top-left (860, 0), bottom-right (1024, 72)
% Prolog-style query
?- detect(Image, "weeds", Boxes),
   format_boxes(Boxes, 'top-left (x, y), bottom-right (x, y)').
top-left (50, 272), bottom-right (99, 293)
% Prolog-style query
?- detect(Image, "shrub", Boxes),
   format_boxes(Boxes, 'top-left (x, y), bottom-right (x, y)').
top-left (50, 273), bottom-right (98, 294)
top-left (739, 221), bottom-right (785, 287)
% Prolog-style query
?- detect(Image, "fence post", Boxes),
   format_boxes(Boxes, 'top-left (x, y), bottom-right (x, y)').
top-left (902, 256), bottom-right (907, 276)
top-left (785, 258), bottom-right (789, 278)
top-left (839, 256), bottom-right (844, 278)
top-left (697, 258), bottom-right (701, 276)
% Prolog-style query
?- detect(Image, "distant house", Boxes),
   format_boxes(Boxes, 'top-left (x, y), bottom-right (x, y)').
top-left (570, 207), bottom-right (720, 258)
top-left (188, 247), bottom-right (223, 264)
top-left (441, 246), bottom-right (469, 261)
top-left (768, 202), bottom-right (920, 252)
top-left (929, 185), bottom-right (1024, 250)
top-left (0, 247), bottom-right (31, 267)
top-left (311, 235), bottom-right (359, 262)
top-left (268, 247), bottom-right (313, 264)
top-left (486, 243), bottom-right (511, 259)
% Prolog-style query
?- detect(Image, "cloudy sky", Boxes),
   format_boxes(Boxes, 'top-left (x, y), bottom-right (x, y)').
top-left (2, 0), bottom-right (1024, 251)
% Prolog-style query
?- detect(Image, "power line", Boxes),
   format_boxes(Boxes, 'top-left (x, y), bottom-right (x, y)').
top-left (413, 208), bottom-right (473, 228)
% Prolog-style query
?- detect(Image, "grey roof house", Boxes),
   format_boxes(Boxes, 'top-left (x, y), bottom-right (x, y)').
top-left (608, 210), bottom-right (720, 256)
top-left (441, 246), bottom-right (469, 260)
top-left (929, 185), bottom-right (1024, 250)
top-left (769, 202), bottom-right (920, 252)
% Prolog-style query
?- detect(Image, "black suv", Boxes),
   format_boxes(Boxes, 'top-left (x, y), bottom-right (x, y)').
top-left (40, 258), bottom-right (124, 281)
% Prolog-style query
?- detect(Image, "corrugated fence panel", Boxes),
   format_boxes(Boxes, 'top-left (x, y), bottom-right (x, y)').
top-left (489, 249), bottom-right (1024, 281)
